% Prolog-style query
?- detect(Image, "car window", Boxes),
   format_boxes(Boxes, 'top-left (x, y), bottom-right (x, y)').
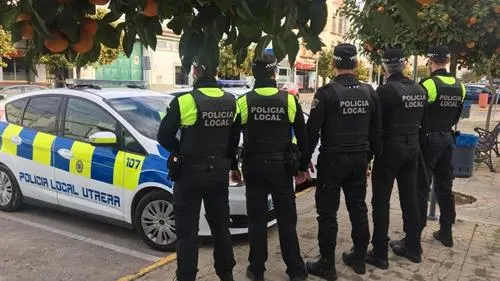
top-left (5, 98), bottom-right (28, 125)
top-left (22, 96), bottom-right (62, 134)
top-left (1, 88), bottom-right (23, 97)
top-left (64, 98), bottom-right (116, 143)
top-left (122, 127), bottom-right (145, 155)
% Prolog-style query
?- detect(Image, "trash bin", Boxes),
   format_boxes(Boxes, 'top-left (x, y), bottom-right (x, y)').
top-left (453, 133), bottom-right (479, 178)
top-left (461, 101), bottom-right (472, 118)
top-left (479, 92), bottom-right (489, 108)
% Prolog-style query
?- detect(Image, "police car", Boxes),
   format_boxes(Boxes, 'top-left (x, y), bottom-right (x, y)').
top-left (0, 86), bottom-right (276, 251)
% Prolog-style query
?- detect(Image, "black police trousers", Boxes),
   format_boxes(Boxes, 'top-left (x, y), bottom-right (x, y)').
top-left (371, 135), bottom-right (422, 258)
top-left (243, 160), bottom-right (307, 278)
top-left (315, 152), bottom-right (370, 262)
top-left (417, 132), bottom-right (456, 233)
top-left (173, 159), bottom-right (235, 281)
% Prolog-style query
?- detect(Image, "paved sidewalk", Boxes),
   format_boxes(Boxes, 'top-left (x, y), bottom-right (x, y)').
top-left (134, 105), bottom-right (500, 281)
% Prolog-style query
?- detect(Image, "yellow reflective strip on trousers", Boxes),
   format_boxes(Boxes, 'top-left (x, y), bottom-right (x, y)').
top-left (178, 94), bottom-right (197, 126)
top-left (422, 79), bottom-right (437, 103)
top-left (69, 141), bottom-right (95, 178)
top-left (287, 94), bottom-right (297, 123)
top-left (114, 152), bottom-right (145, 190)
top-left (0, 124), bottom-right (23, 155)
top-left (238, 95), bottom-right (248, 125)
top-left (32, 132), bottom-right (56, 166)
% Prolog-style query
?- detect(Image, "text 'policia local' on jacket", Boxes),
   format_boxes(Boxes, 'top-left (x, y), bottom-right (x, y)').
top-left (157, 79), bottom-right (240, 160)
top-left (420, 69), bottom-right (466, 132)
top-left (377, 73), bottom-right (427, 136)
top-left (306, 74), bottom-right (381, 159)
top-left (233, 79), bottom-right (309, 171)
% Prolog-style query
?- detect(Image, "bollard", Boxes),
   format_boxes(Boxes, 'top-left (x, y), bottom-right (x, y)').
top-left (428, 181), bottom-right (438, 220)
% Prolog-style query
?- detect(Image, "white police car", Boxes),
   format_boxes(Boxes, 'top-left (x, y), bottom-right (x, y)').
top-left (0, 86), bottom-right (276, 251)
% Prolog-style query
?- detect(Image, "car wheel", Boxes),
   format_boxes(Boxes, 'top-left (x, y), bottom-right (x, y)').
top-left (0, 165), bottom-right (23, 212)
top-left (135, 190), bottom-right (177, 251)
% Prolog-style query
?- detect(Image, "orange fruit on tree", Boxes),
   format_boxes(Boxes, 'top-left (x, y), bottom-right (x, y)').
top-left (143, 0), bottom-right (158, 17)
top-left (468, 17), bottom-right (477, 25)
top-left (416, 0), bottom-right (434, 5)
top-left (44, 30), bottom-right (69, 53)
top-left (377, 6), bottom-right (385, 13)
top-left (89, 0), bottom-right (110, 5)
top-left (22, 22), bottom-right (33, 40)
top-left (466, 41), bottom-right (475, 49)
top-left (72, 38), bottom-right (94, 54)
top-left (81, 18), bottom-right (98, 38)
top-left (494, 5), bottom-right (500, 14)
top-left (16, 13), bottom-right (32, 22)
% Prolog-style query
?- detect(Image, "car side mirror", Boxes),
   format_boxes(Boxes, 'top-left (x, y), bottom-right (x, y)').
top-left (88, 131), bottom-right (117, 145)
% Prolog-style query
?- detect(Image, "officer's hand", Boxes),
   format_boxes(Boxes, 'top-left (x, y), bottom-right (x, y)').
top-left (295, 172), bottom-right (306, 185)
top-left (230, 169), bottom-right (242, 183)
top-left (308, 162), bottom-right (315, 173)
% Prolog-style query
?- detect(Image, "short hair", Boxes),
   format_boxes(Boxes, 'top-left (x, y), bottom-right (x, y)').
top-left (430, 57), bottom-right (450, 65)
top-left (383, 62), bottom-right (405, 75)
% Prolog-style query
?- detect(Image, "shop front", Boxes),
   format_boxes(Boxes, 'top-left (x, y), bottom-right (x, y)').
top-left (295, 60), bottom-right (317, 93)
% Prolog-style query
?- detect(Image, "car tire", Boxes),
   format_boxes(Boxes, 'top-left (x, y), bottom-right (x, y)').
top-left (0, 164), bottom-right (23, 212)
top-left (134, 190), bottom-right (177, 252)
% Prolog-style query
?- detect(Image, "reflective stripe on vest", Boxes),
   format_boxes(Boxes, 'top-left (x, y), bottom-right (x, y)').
top-left (423, 76), bottom-right (466, 103)
top-left (239, 88), bottom-right (296, 125)
top-left (179, 88), bottom-right (239, 126)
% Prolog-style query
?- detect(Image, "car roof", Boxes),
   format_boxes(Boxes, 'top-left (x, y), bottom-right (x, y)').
top-left (2, 87), bottom-right (172, 103)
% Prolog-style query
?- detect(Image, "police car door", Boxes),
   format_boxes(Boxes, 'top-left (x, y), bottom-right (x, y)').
top-left (54, 97), bottom-right (123, 220)
top-left (1, 96), bottom-right (62, 205)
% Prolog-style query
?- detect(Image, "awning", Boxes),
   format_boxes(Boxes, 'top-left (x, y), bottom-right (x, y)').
top-left (295, 62), bottom-right (316, 71)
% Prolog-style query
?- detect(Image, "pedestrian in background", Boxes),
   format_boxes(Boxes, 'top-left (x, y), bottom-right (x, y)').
top-left (230, 53), bottom-right (310, 281)
top-left (368, 48), bottom-right (427, 269)
top-left (157, 61), bottom-right (238, 281)
top-left (305, 43), bottom-right (380, 280)
top-left (417, 46), bottom-right (466, 248)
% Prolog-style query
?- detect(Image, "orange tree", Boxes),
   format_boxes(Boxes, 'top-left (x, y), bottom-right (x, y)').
top-left (339, 0), bottom-right (500, 128)
top-left (0, 0), bottom-right (330, 77)
top-left (339, 0), bottom-right (499, 74)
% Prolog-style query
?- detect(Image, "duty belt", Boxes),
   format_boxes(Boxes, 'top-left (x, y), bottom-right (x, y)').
top-left (180, 155), bottom-right (227, 171)
top-left (244, 151), bottom-right (287, 162)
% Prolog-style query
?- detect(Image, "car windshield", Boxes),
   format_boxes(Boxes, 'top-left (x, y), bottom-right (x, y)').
top-left (107, 96), bottom-right (172, 139)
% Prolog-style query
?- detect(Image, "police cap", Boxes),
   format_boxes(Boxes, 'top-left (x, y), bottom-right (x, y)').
top-left (427, 45), bottom-right (450, 59)
top-left (382, 48), bottom-right (405, 64)
top-left (333, 43), bottom-right (357, 69)
top-left (252, 53), bottom-right (277, 79)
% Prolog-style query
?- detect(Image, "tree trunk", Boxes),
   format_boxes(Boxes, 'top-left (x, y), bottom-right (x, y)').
top-left (54, 66), bottom-right (66, 88)
top-left (449, 52), bottom-right (458, 76)
top-left (321, 75), bottom-right (326, 86)
top-left (76, 67), bottom-right (81, 79)
top-left (484, 58), bottom-right (497, 130)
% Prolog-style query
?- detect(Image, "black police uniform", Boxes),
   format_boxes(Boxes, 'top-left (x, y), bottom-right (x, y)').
top-left (232, 78), bottom-right (309, 280)
top-left (370, 66), bottom-right (427, 263)
top-left (306, 72), bottom-right (380, 274)
top-left (157, 79), bottom-right (237, 281)
top-left (418, 67), bottom-right (464, 244)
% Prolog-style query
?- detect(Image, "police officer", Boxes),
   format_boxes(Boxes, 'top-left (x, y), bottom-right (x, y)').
top-left (417, 46), bottom-right (465, 247)
top-left (305, 44), bottom-right (380, 280)
top-left (157, 62), bottom-right (237, 281)
top-left (367, 48), bottom-right (427, 269)
top-left (230, 53), bottom-right (309, 281)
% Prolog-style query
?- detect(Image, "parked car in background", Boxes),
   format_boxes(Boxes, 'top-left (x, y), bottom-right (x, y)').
top-left (465, 84), bottom-right (498, 103)
top-left (0, 85), bottom-right (47, 100)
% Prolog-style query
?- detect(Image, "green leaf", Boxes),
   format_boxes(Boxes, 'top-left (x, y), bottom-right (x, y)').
top-left (214, 0), bottom-right (233, 13)
top-left (27, 0), bottom-right (52, 39)
top-left (98, 23), bottom-right (120, 49)
top-left (309, 1), bottom-right (327, 36)
top-left (235, 47), bottom-right (248, 65)
top-left (272, 35), bottom-right (286, 62)
top-left (102, 11), bottom-right (124, 24)
top-left (254, 35), bottom-right (272, 60)
top-left (395, 1), bottom-right (418, 30)
top-left (237, 21), bottom-right (261, 42)
top-left (58, 6), bottom-right (79, 43)
top-left (284, 32), bottom-right (299, 67)
top-left (236, 0), bottom-right (257, 21)
top-left (122, 28), bottom-right (136, 57)
top-left (283, 3), bottom-right (298, 32)
top-left (24, 48), bottom-right (38, 76)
